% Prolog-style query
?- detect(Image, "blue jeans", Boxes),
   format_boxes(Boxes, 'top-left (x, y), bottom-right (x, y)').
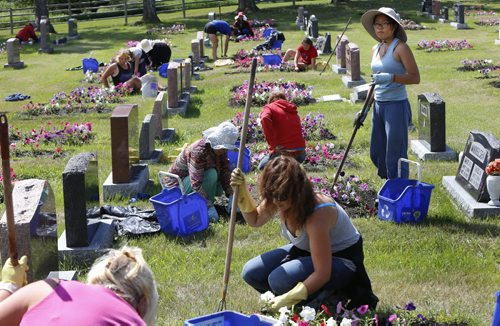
top-left (370, 99), bottom-right (411, 179)
top-left (241, 244), bottom-right (355, 297)
top-left (258, 151), bottom-right (307, 170)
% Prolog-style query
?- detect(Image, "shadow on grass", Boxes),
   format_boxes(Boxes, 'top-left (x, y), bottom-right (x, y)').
top-left (184, 96), bottom-right (202, 118)
top-left (160, 226), bottom-right (216, 245)
top-left (422, 215), bottom-right (499, 237)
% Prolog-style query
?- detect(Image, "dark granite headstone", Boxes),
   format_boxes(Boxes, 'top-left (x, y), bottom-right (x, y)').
top-left (454, 3), bottom-right (465, 24)
top-left (68, 18), bottom-right (78, 38)
top-left (336, 36), bottom-right (349, 68)
top-left (432, 0), bottom-right (441, 16)
top-left (317, 33), bottom-right (332, 54)
top-left (455, 131), bottom-right (500, 202)
top-left (442, 6), bottom-right (449, 20)
top-left (208, 12), bottom-right (215, 22)
top-left (110, 104), bottom-right (138, 184)
top-left (346, 43), bottom-right (360, 81)
top-left (139, 114), bottom-right (155, 160)
top-left (308, 15), bottom-right (318, 38)
top-left (417, 93), bottom-right (446, 152)
top-left (62, 152), bottom-right (99, 247)
top-left (0, 179), bottom-right (58, 281)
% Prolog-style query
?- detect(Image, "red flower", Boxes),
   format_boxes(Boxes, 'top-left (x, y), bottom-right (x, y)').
top-left (291, 313), bottom-right (299, 322)
top-left (321, 304), bottom-right (332, 316)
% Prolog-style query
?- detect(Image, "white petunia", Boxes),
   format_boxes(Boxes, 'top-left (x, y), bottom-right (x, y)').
top-left (299, 306), bottom-right (316, 322)
top-left (326, 317), bottom-right (338, 326)
top-left (260, 291), bottom-right (275, 303)
top-left (340, 317), bottom-right (352, 326)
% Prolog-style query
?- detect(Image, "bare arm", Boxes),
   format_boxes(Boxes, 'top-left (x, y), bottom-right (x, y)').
top-left (101, 63), bottom-right (118, 88)
top-left (302, 205), bottom-right (337, 295)
top-left (309, 57), bottom-right (316, 70)
top-left (394, 42), bottom-right (420, 84)
top-left (293, 51), bottom-right (300, 69)
top-left (240, 198), bottom-right (275, 227)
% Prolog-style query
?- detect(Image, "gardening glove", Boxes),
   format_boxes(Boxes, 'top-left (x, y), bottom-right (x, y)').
top-left (372, 72), bottom-right (393, 85)
top-left (353, 110), bottom-right (368, 127)
top-left (269, 282), bottom-right (308, 312)
top-left (230, 168), bottom-right (256, 213)
top-left (1, 256), bottom-right (29, 290)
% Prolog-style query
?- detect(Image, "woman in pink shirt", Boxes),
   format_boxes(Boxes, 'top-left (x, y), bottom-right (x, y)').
top-left (0, 246), bottom-right (158, 325)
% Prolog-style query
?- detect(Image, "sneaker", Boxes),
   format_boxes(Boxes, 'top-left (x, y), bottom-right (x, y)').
top-left (207, 206), bottom-right (219, 223)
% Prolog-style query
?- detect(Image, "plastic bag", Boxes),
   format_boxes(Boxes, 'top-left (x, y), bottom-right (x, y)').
top-left (140, 73), bottom-right (158, 98)
top-left (117, 216), bottom-right (161, 236)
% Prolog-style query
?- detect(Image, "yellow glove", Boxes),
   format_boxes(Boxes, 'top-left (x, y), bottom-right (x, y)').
top-left (230, 168), bottom-right (256, 213)
top-left (269, 282), bottom-right (308, 312)
top-left (1, 256), bottom-right (29, 288)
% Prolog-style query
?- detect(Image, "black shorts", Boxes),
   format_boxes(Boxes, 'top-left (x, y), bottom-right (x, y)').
top-left (204, 22), bottom-right (217, 35)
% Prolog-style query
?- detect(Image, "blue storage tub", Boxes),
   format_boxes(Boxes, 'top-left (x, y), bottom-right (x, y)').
top-left (262, 28), bottom-right (275, 38)
top-left (377, 159), bottom-right (434, 223)
top-left (82, 58), bottom-right (99, 74)
top-left (150, 172), bottom-right (209, 236)
top-left (227, 142), bottom-right (251, 173)
top-left (270, 40), bottom-right (283, 49)
top-left (184, 310), bottom-right (276, 326)
top-left (262, 53), bottom-right (282, 66)
top-left (159, 63), bottom-right (169, 78)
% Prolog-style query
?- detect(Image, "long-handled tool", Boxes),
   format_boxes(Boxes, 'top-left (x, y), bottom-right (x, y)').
top-left (217, 57), bottom-right (258, 311)
top-left (331, 83), bottom-right (375, 191)
top-left (0, 114), bottom-right (18, 266)
top-left (219, 2), bottom-right (223, 58)
top-left (319, 17), bottom-right (352, 76)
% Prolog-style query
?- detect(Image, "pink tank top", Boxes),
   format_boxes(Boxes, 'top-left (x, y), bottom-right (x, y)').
top-left (20, 280), bottom-right (146, 326)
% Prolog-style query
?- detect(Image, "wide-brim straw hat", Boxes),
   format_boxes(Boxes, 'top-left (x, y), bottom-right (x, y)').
top-left (361, 7), bottom-right (407, 43)
top-left (203, 121), bottom-right (239, 150)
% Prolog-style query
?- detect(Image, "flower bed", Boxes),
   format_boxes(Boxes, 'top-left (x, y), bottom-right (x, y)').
top-left (20, 85), bottom-right (133, 117)
top-left (458, 58), bottom-right (497, 71)
top-left (417, 39), bottom-right (473, 52)
top-left (230, 79), bottom-right (315, 107)
top-left (475, 17), bottom-right (500, 26)
top-left (8, 122), bottom-right (95, 158)
top-left (249, 18), bottom-right (276, 27)
top-left (401, 18), bottom-right (426, 30)
top-left (465, 10), bottom-right (496, 16)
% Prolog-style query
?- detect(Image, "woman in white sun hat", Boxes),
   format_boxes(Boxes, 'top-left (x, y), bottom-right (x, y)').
top-left (165, 121), bottom-right (238, 221)
top-left (361, 7), bottom-right (420, 179)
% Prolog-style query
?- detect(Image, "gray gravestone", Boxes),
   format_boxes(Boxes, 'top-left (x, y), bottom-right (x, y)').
top-left (139, 114), bottom-right (155, 160)
top-left (68, 18), bottom-right (78, 38)
top-left (342, 43), bottom-right (365, 87)
top-left (308, 15), bottom-right (318, 38)
top-left (297, 7), bottom-right (305, 29)
top-left (152, 91), bottom-right (165, 138)
top-left (4, 38), bottom-right (24, 69)
top-left (197, 31), bottom-right (205, 58)
top-left (168, 62), bottom-right (180, 108)
top-left (0, 179), bottom-right (58, 281)
top-left (62, 152), bottom-right (99, 247)
top-left (191, 39), bottom-right (200, 64)
top-left (208, 12), bottom-right (215, 22)
top-left (432, 0), bottom-right (441, 16)
top-left (417, 93), bottom-right (446, 152)
top-left (184, 58), bottom-right (192, 90)
top-left (332, 36), bottom-right (349, 74)
top-left (455, 131), bottom-right (500, 202)
top-left (39, 19), bottom-right (54, 53)
top-left (450, 3), bottom-right (467, 29)
top-left (316, 33), bottom-right (332, 54)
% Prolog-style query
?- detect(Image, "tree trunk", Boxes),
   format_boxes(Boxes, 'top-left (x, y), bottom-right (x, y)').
top-left (143, 0), bottom-right (161, 24)
top-left (237, 0), bottom-right (259, 13)
top-left (34, 0), bottom-right (57, 34)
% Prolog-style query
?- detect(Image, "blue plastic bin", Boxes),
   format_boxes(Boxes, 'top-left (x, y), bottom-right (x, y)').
top-left (270, 40), bottom-right (283, 49)
top-left (227, 142), bottom-right (251, 173)
top-left (159, 63), bottom-right (169, 78)
top-left (184, 310), bottom-right (276, 326)
top-left (82, 58), bottom-right (99, 74)
top-left (150, 172), bottom-right (209, 236)
top-left (377, 159), bottom-right (434, 223)
top-left (262, 28), bottom-right (275, 38)
top-left (262, 53), bottom-right (282, 66)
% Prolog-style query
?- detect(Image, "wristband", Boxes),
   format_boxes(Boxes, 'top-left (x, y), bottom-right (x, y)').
top-left (0, 282), bottom-right (18, 294)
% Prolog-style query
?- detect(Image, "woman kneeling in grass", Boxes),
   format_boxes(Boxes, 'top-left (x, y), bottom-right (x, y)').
top-left (230, 156), bottom-right (378, 311)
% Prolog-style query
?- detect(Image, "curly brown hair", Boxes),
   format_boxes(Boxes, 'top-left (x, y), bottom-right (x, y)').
top-left (259, 156), bottom-right (316, 228)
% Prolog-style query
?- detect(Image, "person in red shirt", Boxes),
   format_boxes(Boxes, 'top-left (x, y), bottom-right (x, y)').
top-left (283, 37), bottom-right (318, 71)
top-left (15, 23), bottom-right (38, 43)
top-left (258, 91), bottom-right (306, 170)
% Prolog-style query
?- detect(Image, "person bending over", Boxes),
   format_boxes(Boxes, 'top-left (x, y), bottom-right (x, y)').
top-left (16, 23), bottom-right (38, 43)
top-left (282, 37), bottom-right (318, 71)
top-left (165, 121), bottom-right (238, 221)
top-left (0, 246), bottom-right (158, 325)
top-left (258, 91), bottom-right (306, 170)
top-left (231, 156), bottom-right (378, 312)
top-left (360, 7), bottom-right (420, 179)
top-left (101, 49), bottom-right (141, 91)
top-left (203, 20), bottom-right (233, 60)
top-left (141, 39), bottom-right (171, 70)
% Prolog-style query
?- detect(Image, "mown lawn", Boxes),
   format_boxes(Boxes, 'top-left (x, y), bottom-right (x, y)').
top-left (0, 0), bottom-right (499, 325)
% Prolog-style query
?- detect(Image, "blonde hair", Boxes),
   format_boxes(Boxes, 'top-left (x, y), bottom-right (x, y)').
top-left (115, 49), bottom-right (131, 62)
top-left (86, 246), bottom-right (158, 325)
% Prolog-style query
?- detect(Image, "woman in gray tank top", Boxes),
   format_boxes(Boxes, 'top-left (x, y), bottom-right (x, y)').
top-left (230, 156), bottom-right (378, 312)
top-left (361, 7), bottom-right (420, 179)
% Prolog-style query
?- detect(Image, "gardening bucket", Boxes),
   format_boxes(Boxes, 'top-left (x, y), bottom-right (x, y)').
top-left (140, 74), bottom-right (158, 98)
top-left (270, 40), bottom-right (283, 49)
top-left (377, 159), bottom-right (434, 223)
top-left (184, 310), bottom-right (277, 325)
top-left (262, 53), bottom-right (282, 66)
top-left (159, 63), bottom-right (169, 78)
top-left (150, 172), bottom-right (208, 236)
top-left (82, 58), bottom-right (99, 74)
top-left (227, 141), bottom-right (251, 173)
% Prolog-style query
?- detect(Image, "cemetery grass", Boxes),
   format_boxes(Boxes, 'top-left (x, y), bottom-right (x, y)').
top-left (0, 0), bottom-right (499, 324)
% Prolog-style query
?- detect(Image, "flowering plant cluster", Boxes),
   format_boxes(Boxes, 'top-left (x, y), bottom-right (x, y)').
top-left (0, 167), bottom-right (17, 204)
top-left (230, 79), bottom-right (315, 107)
top-left (400, 19), bottom-right (426, 30)
top-left (485, 159), bottom-right (500, 176)
top-left (416, 39), bottom-right (473, 52)
top-left (459, 58), bottom-right (496, 71)
top-left (474, 18), bottom-right (500, 26)
top-left (147, 24), bottom-right (185, 35)
top-left (465, 10), bottom-right (496, 16)
top-left (303, 143), bottom-right (341, 169)
top-left (21, 85), bottom-right (133, 117)
top-left (231, 112), bottom-right (336, 145)
top-left (233, 48), bottom-right (282, 70)
top-left (249, 19), bottom-right (276, 27)
top-left (8, 122), bottom-right (95, 158)
top-left (83, 70), bottom-right (104, 84)
top-left (309, 174), bottom-right (377, 216)
top-left (127, 40), bottom-right (139, 47)
top-left (478, 67), bottom-right (500, 80)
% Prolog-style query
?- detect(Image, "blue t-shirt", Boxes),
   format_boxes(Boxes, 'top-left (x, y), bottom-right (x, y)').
top-left (211, 20), bottom-right (232, 36)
